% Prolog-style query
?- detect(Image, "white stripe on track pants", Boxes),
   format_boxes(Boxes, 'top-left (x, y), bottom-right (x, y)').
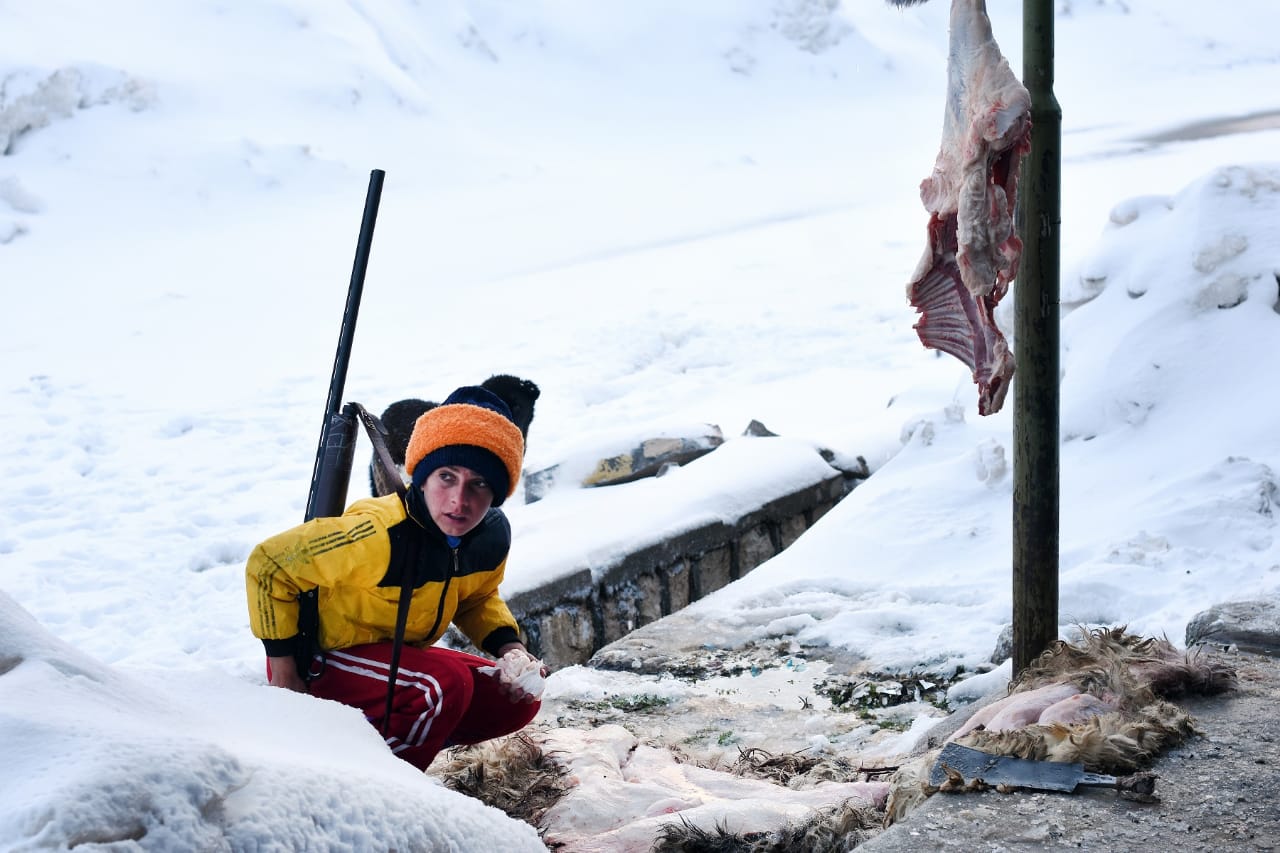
top-left (303, 642), bottom-right (540, 770)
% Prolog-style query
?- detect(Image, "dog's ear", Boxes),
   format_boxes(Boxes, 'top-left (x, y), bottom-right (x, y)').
top-left (379, 398), bottom-right (436, 463)
top-left (480, 374), bottom-right (540, 440)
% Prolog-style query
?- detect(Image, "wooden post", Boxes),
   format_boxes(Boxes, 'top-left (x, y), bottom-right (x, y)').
top-left (1012, 0), bottom-right (1061, 677)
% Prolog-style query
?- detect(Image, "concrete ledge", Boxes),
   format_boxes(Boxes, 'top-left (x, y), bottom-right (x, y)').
top-left (505, 472), bottom-right (851, 669)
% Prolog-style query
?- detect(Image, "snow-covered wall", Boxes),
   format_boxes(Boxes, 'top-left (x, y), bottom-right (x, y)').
top-left (503, 459), bottom-right (850, 668)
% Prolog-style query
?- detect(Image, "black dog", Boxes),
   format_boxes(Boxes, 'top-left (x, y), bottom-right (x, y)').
top-left (368, 374), bottom-right (540, 496)
top-left (477, 373), bottom-right (540, 440)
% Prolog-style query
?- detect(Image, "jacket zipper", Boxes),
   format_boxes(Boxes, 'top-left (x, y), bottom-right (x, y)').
top-left (422, 546), bottom-right (458, 642)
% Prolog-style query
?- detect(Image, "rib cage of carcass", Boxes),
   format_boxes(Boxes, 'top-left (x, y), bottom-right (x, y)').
top-left (906, 0), bottom-right (1031, 415)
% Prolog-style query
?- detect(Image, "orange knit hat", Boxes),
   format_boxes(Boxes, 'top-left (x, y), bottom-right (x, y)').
top-left (403, 386), bottom-right (524, 505)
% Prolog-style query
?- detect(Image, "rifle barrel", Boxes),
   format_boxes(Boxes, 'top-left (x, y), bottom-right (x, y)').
top-left (324, 169), bottom-right (385, 416)
top-left (305, 169), bottom-right (385, 521)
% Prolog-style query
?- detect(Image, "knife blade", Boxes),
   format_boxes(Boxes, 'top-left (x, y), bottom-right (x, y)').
top-left (929, 742), bottom-right (1124, 793)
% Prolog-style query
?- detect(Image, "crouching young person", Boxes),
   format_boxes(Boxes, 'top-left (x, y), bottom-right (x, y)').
top-left (245, 385), bottom-right (546, 770)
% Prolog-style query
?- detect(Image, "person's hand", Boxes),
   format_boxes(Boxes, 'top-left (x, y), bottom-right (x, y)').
top-left (491, 643), bottom-right (547, 704)
top-left (267, 655), bottom-right (308, 693)
top-left (496, 642), bottom-right (550, 678)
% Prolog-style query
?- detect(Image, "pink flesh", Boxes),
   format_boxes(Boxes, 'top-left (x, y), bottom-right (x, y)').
top-left (1037, 692), bottom-right (1118, 726)
top-left (982, 682), bottom-right (1080, 732)
top-left (906, 0), bottom-right (1031, 415)
top-left (950, 681), bottom-right (1080, 739)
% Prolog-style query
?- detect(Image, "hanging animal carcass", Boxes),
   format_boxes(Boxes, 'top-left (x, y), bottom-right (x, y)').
top-left (903, 0), bottom-right (1032, 415)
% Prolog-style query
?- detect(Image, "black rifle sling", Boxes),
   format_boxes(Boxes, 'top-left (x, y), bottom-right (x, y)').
top-left (346, 404), bottom-right (415, 736)
top-left (382, 552), bottom-right (415, 735)
top-left (295, 588), bottom-right (321, 682)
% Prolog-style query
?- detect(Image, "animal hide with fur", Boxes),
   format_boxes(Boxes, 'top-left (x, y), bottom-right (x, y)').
top-left (884, 627), bottom-right (1235, 825)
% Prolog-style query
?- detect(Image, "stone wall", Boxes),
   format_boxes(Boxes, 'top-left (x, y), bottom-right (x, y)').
top-left (502, 472), bottom-right (852, 670)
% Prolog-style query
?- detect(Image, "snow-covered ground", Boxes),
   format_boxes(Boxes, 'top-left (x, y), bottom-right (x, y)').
top-left (2, 0), bottom-right (1278, 848)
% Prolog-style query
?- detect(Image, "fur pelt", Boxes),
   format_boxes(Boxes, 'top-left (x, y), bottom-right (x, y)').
top-left (960, 698), bottom-right (1197, 771)
top-left (1010, 626), bottom-right (1236, 702)
top-left (652, 799), bottom-right (882, 853)
top-left (884, 627), bottom-right (1237, 826)
top-left (430, 733), bottom-right (568, 830)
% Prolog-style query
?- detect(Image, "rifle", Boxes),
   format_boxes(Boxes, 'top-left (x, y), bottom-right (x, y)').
top-left (295, 169), bottom-right (385, 681)
top-left (295, 170), bottom-right (418, 737)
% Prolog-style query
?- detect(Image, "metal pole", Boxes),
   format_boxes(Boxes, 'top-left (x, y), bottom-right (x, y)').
top-left (1012, 0), bottom-right (1060, 677)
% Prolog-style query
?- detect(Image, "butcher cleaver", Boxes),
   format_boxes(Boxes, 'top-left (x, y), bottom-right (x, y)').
top-left (929, 743), bottom-right (1156, 795)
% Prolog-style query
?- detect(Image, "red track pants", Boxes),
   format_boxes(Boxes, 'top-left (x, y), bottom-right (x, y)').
top-left (299, 643), bottom-right (540, 770)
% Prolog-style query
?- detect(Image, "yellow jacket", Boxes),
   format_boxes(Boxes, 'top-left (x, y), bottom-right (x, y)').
top-left (246, 492), bottom-right (521, 657)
